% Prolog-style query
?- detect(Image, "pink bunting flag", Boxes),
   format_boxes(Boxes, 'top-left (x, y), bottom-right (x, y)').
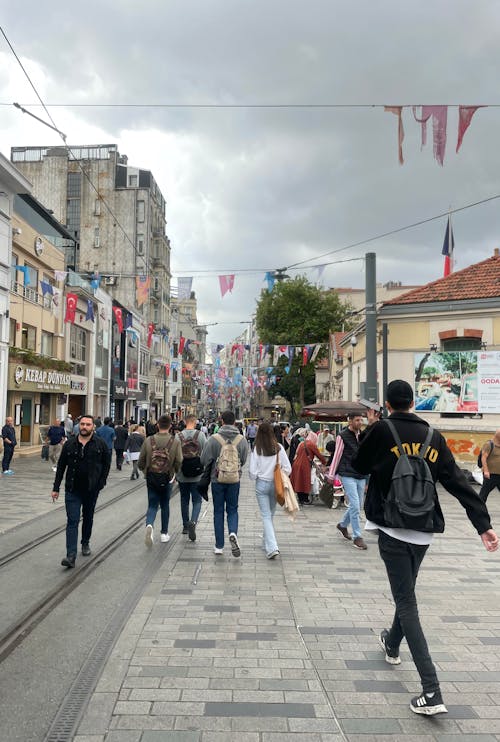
top-left (218, 274), bottom-right (235, 298)
top-left (384, 106), bottom-right (405, 164)
top-left (456, 106), bottom-right (484, 153)
top-left (413, 106), bottom-right (448, 165)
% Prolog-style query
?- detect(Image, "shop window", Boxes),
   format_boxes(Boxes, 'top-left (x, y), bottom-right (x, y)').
top-left (21, 323), bottom-right (36, 350)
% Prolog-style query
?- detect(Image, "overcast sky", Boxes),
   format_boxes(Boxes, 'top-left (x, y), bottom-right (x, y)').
top-left (2, 1), bottom-right (500, 344)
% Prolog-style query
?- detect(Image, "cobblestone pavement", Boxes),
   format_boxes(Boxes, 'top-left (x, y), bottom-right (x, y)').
top-left (64, 473), bottom-right (500, 742)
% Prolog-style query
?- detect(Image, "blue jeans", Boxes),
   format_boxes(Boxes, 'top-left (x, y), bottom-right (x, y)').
top-left (339, 476), bottom-right (366, 539)
top-left (255, 478), bottom-right (278, 555)
top-left (179, 481), bottom-right (203, 527)
top-left (378, 531), bottom-right (439, 693)
top-left (146, 482), bottom-right (172, 534)
top-left (65, 489), bottom-right (99, 556)
top-left (211, 481), bottom-right (240, 548)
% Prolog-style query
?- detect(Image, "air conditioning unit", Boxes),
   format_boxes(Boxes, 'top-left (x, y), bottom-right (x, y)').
top-left (104, 276), bottom-right (116, 286)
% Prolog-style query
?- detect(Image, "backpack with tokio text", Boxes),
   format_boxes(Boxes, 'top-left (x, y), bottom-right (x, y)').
top-left (383, 419), bottom-right (437, 532)
top-left (213, 433), bottom-right (243, 484)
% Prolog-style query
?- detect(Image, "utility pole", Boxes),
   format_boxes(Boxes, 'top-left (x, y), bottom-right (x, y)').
top-left (365, 252), bottom-right (378, 403)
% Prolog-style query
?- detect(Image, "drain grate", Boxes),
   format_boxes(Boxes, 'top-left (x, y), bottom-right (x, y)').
top-left (44, 537), bottom-right (176, 742)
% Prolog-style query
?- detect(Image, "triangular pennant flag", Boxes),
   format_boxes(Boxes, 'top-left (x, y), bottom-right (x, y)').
top-left (264, 271), bottom-right (275, 291)
top-left (85, 299), bottom-right (95, 322)
top-left (218, 274), bottom-right (235, 298)
top-left (40, 280), bottom-right (54, 296)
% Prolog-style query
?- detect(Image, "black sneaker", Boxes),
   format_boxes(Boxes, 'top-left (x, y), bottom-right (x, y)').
top-left (61, 554), bottom-right (76, 568)
top-left (336, 523), bottom-right (350, 540)
top-left (81, 543), bottom-right (91, 556)
top-left (188, 521), bottom-right (196, 542)
top-left (229, 532), bottom-right (241, 557)
top-left (410, 690), bottom-right (447, 716)
top-left (378, 629), bottom-right (401, 665)
top-left (182, 526), bottom-right (188, 535)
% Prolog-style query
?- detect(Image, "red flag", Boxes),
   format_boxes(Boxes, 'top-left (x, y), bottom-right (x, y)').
top-left (64, 293), bottom-right (78, 323)
top-left (112, 306), bottom-right (124, 333)
top-left (441, 217), bottom-right (454, 277)
top-left (165, 363), bottom-right (170, 378)
top-left (147, 322), bottom-right (155, 348)
top-left (302, 347), bottom-right (309, 366)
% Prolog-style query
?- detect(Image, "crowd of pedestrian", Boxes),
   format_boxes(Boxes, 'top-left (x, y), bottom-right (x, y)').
top-left (3, 379), bottom-right (499, 718)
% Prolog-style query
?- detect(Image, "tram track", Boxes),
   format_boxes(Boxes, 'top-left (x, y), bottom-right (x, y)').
top-left (0, 481), bottom-right (144, 569)
top-left (0, 510), bottom-right (145, 663)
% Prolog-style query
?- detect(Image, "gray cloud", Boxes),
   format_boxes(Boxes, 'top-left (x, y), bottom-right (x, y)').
top-left (2, 1), bottom-right (500, 342)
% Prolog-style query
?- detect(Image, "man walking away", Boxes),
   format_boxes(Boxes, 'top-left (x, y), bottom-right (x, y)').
top-left (479, 429), bottom-right (500, 503)
top-left (64, 414), bottom-right (74, 437)
top-left (353, 379), bottom-right (498, 716)
top-left (51, 414), bottom-right (111, 567)
top-left (113, 420), bottom-right (129, 470)
top-left (177, 415), bottom-right (207, 541)
top-left (95, 417), bottom-right (116, 466)
top-left (138, 415), bottom-right (182, 546)
top-left (200, 410), bottom-right (248, 556)
top-left (2, 416), bottom-right (17, 475)
top-left (46, 418), bottom-right (66, 472)
top-left (331, 414), bottom-right (368, 550)
top-left (246, 421), bottom-right (258, 451)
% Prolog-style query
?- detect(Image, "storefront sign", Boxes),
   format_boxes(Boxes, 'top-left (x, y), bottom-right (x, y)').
top-left (9, 362), bottom-right (71, 393)
top-left (112, 380), bottom-right (129, 399)
top-left (70, 374), bottom-right (88, 395)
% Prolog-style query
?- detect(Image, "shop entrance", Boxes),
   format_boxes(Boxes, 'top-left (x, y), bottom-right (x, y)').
top-left (20, 397), bottom-right (32, 443)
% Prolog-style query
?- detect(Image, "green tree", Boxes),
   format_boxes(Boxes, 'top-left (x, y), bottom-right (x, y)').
top-left (255, 276), bottom-right (351, 414)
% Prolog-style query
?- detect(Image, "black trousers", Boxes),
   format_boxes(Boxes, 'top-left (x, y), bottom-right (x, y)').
top-left (479, 473), bottom-right (500, 503)
top-left (2, 444), bottom-right (14, 472)
top-left (378, 530), bottom-right (439, 693)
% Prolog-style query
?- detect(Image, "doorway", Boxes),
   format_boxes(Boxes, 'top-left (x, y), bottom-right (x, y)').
top-left (20, 397), bottom-right (32, 444)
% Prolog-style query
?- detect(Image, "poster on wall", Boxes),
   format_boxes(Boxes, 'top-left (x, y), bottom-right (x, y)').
top-left (414, 351), bottom-right (479, 413)
top-left (477, 351), bottom-right (500, 412)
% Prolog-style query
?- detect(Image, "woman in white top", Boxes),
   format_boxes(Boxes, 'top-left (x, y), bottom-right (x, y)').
top-left (249, 421), bottom-right (292, 559)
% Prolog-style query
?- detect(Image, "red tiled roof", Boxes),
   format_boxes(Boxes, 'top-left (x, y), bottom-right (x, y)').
top-left (383, 254), bottom-right (500, 306)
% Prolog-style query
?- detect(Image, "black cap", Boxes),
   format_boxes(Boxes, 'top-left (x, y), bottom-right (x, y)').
top-left (386, 379), bottom-right (413, 409)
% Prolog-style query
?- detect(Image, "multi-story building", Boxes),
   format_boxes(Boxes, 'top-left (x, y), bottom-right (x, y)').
top-left (11, 144), bottom-right (172, 418)
top-left (0, 153), bottom-right (31, 423)
top-left (170, 291), bottom-right (208, 418)
top-left (8, 192), bottom-right (80, 449)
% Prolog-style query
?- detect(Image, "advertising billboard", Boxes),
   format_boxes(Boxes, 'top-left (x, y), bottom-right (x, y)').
top-left (414, 350), bottom-right (500, 413)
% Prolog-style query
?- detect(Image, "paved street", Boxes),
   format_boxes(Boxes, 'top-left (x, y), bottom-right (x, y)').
top-left (2, 455), bottom-right (500, 741)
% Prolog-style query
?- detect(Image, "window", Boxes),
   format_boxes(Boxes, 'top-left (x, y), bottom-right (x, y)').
top-left (21, 324), bottom-right (36, 350)
top-left (70, 324), bottom-right (87, 363)
top-left (42, 273), bottom-right (56, 309)
top-left (41, 331), bottom-right (53, 357)
top-left (94, 199), bottom-right (101, 216)
top-left (94, 226), bottom-right (100, 248)
top-left (172, 369), bottom-right (178, 383)
top-left (173, 341), bottom-right (179, 357)
top-left (136, 199), bottom-right (145, 223)
top-left (9, 318), bottom-right (16, 346)
top-left (10, 253), bottom-right (18, 288)
top-left (442, 337), bottom-right (482, 351)
top-left (171, 394), bottom-right (177, 409)
top-left (129, 174), bottom-right (138, 187)
top-left (23, 263), bottom-right (39, 303)
top-left (136, 233), bottom-right (144, 254)
top-left (66, 172), bottom-right (82, 239)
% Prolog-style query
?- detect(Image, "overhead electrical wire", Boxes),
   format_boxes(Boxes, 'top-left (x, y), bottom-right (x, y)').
top-left (0, 25), bottom-right (149, 275)
top-left (0, 101), bottom-right (497, 109)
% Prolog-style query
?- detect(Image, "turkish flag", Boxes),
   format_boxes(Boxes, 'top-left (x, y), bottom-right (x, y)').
top-left (112, 306), bottom-right (124, 333)
top-left (64, 293), bottom-right (78, 323)
top-left (179, 336), bottom-right (186, 355)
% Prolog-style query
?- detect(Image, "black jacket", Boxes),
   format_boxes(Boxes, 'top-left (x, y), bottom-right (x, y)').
top-left (352, 411), bottom-right (492, 535)
top-left (114, 425), bottom-right (129, 449)
top-left (338, 428), bottom-right (365, 479)
top-left (53, 434), bottom-right (110, 494)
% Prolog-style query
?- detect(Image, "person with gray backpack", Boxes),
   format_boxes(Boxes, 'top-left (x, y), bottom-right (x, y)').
top-left (352, 380), bottom-right (498, 717)
top-left (200, 410), bottom-right (248, 556)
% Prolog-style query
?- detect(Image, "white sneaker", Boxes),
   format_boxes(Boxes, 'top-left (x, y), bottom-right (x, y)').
top-left (145, 524), bottom-right (154, 547)
top-left (214, 546), bottom-right (224, 554)
top-left (52, 466), bottom-right (57, 472)
top-left (160, 533), bottom-right (170, 543)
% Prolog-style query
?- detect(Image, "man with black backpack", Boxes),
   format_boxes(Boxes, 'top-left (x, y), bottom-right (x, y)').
top-left (200, 409), bottom-right (248, 556)
top-left (138, 415), bottom-right (182, 546)
top-left (177, 415), bottom-right (207, 541)
top-left (353, 380), bottom-right (498, 717)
